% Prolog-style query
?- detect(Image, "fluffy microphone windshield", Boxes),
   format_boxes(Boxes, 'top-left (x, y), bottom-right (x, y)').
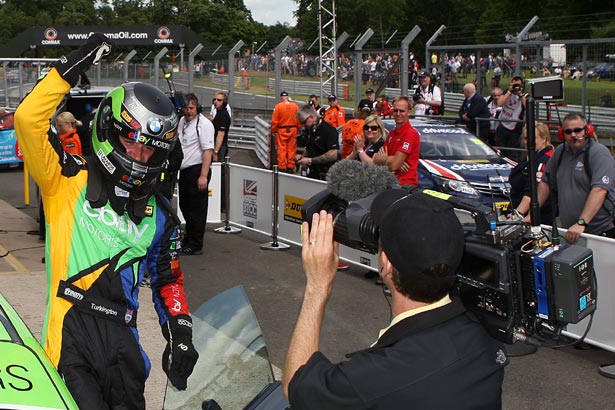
top-left (326, 160), bottom-right (399, 202)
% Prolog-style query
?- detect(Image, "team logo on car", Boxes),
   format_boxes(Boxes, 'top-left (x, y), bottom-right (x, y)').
top-left (147, 118), bottom-right (163, 134)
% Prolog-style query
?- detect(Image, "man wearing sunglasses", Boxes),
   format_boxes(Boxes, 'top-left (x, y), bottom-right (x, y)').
top-left (534, 113), bottom-right (615, 243)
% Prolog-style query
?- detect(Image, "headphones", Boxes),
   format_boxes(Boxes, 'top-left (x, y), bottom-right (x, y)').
top-left (185, 93), bottom-right (203, 114)
top-left (557, 113), bottom-right (595, 141)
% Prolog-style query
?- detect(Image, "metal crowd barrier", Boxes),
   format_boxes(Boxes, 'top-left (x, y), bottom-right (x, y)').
top-left (202, 160), bottom-right (615, 353)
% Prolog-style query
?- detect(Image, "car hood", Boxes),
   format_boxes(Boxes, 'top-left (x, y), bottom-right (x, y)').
top-left (420, 157), bottom-right (515, 183)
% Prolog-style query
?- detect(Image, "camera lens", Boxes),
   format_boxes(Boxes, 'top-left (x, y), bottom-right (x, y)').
top-left (512, 84), bottom-right (522, 92)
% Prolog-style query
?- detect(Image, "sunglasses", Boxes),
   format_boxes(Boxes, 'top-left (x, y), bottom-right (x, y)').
top-left (213, 98), bottom-right (224, 102)
top-left (363, 125), bottom-right (379, 132)
top-left (563, 127), bottom-right (585, 135)
top-left (392, 109), bottom-right (407, 113)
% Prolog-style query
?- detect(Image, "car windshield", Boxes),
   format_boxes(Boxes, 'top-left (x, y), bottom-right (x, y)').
top-left (417, 127), bottom-right (500, 160)
top-left (164, 285), bottom-right (285, 410)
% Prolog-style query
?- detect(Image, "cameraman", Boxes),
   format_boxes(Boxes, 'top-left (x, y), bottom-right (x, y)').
top-left (496, 76), bottom-right (527, 161)
top-left (413, 71), bottom-right (442, 116)
top-left (283, 190), bottom-right (508, 409)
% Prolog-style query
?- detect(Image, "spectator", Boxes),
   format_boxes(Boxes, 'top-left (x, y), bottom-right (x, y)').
top-left (323, 94), bottom-right (346, 127)
top-left (271, 91), bottom-right (301, 172)
top-left (14, 34), bottom-right (197, 408)
top-left (496, 76), bottom-right (527, 161)
top-left (340, 100), bottom-right (372, 159)
top-left (76, 103), bottom-right (95, 156)
top-left (295, 104), bottom-right (339, 181)
top-left (373, 96), bottom-right (419, 186)
top-left (54, 111), bottom-right (82, 155)
top-left (358, 88), bottom-right (377, 111)
top-left (571, 69), bottom-right (583, 80)
top-left (600, 90), bottom-right (612, 108)
top-left (212, 91), bottom-right (231, 211)
top-left (509, 122), bottom-right (554, 223)
top-left (375, 95), bottom-right (393, 118)
top-left (212, 91), bottom-right (231, 162)
top-left (346, 113), bottom-right (386, 164)
top-left (458, 83), bottom-right (491, 142)
top-left (486, 88), bottom-right (503, 145)
top-left (210, 96), bottom-right (232, 120)
top-left (308, 94), bottom-right (325, 117)
top-left (413, 71), bottom-right (442, 116)
top-left (283, 192), bottom-right (508, 409)
top-left (534, 113), bottom-right (615, 243)
top-left (178, 93), bottom-right (215, 255)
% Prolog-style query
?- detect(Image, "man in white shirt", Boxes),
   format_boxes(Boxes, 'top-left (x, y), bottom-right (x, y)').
top-left (178, 93), bottom-right (215, 255)
top-left (413, 72), bottom-right (442, 116)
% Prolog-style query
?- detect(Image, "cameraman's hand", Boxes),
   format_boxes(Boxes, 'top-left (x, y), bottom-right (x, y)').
top-left (301, 211), bottom-right (338, 294)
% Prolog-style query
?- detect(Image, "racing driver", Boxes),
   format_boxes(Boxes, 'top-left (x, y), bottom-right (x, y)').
top-left (14, 33), bottom-right (198, 409)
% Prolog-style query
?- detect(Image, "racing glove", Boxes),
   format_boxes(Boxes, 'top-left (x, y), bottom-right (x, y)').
top-left (162, 314), bottom-right (199, 390)
top-left (53, 33), bottom-right (114, 87)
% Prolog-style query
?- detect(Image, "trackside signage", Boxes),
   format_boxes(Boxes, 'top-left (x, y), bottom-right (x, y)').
top-left (36, 25), bottom-right (182, 46)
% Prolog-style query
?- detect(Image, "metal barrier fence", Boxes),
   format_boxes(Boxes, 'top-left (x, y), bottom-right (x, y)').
top-left (201, 160), bottom-right (615, 353)
top-left (427, 38), bottom-right (615, 113)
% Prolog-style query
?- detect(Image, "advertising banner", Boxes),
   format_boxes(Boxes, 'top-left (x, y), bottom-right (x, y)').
top-left (0, 112), bottom-right (21, 165)
top-left (35, 25), bottom-right (184, 47)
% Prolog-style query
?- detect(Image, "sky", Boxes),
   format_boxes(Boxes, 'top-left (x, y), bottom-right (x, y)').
top-left (244, 0), bottom-right (297, 26)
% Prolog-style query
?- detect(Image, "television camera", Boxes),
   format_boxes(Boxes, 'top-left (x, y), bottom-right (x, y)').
top-left (301, 100), bottom-right (597, 346)
top-left (161, 66), bottom-right (188, 116)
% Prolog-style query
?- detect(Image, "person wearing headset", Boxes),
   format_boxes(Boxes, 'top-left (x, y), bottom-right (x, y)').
top-left (533, 113), bottom-right (615, 243)
top-left (14, 34), bottom-right (198, 409)
top-left (178, 93), bottom-right (215, 255)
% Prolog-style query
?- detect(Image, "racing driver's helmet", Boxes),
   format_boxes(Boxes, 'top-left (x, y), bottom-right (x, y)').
top-left (91, 82), bottom-right (178, 195)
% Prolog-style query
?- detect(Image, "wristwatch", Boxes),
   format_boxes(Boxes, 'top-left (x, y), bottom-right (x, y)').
top-left (577, 218), bottom-right (586, 226)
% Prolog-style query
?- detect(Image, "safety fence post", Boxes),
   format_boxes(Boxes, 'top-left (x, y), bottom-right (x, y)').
top-left (260, 165), bottom-right (290, 251)
top-left (214, 156), bottom-right (242, 234)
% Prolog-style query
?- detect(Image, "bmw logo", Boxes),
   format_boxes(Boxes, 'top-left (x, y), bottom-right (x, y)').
top-left (147, 119), bottom-right (163, 134)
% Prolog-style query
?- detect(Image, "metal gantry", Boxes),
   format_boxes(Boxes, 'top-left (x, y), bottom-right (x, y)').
top-left (318, 0), bottom-right (336, 99)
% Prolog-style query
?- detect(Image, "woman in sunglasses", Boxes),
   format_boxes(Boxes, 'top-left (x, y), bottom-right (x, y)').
top-left (347, 114), bottom-right (387, 164)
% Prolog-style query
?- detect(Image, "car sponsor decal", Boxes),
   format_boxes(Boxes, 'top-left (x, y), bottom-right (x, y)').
top-left (420, 159), bottom-right (464, 180)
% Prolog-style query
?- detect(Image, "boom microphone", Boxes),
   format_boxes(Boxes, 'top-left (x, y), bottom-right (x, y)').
top-left (326, 160), bottom-right (399, 202)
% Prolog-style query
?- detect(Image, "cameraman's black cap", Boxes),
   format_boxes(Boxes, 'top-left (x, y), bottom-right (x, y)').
top-left (280, 91), bottom-right (289, 96)
top-left (366, 88), bottom-right (375, 94)
top-left (371, 190), bottom-right (464, 284)
top-left (418, 71), bottom-right (430, 78)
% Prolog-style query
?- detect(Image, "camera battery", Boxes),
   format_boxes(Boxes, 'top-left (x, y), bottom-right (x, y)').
top-left (550, 245), bottom-right (596, 324)
top-left (533, 244), bottom-right (596, 324)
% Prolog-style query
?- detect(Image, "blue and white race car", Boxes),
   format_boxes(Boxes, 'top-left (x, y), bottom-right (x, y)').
top-left (343, 119), bottom-right (516, 210)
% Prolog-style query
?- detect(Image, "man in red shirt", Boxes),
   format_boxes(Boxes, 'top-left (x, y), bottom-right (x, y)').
top-left (373, 96), bottom-right (419, 186)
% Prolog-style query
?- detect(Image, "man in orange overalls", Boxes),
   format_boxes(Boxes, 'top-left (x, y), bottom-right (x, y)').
top-left (271, 91), bottom-right (300, 172)
top-left (323, 94), bottom-right (346, 128)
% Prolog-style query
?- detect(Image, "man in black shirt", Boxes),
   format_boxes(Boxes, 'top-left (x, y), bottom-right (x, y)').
top-left (212, 91), bottom-right (231, 162)
top-left (283, 190), bottom-right (508, 409)
top-left (295, 105), bottom-right (339, 180)
top-left (212, 91), bottom-right (231, 211)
